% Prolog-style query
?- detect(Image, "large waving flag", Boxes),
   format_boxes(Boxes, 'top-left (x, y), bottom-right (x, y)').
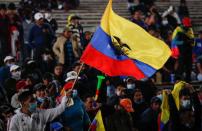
top-left (89, 110), bottom-right (105, 131)
top-left (81, 0), bottom-right (171, 80)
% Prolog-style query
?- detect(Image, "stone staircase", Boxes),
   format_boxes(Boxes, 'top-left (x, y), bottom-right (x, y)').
top-left (155, 0), bottom-right (202, 32)
top-left (52, 0), bottom-right (202, 34)
top-left (1, 0), bottom-right (202, 33)
top-left (52, 0), bottom-right (130, 33)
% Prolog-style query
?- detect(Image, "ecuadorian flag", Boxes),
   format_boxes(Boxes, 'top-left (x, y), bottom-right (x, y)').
top-left (81, 0), bottom-right (171, 80)
top-left (89, 110), bottom-right (105, 131)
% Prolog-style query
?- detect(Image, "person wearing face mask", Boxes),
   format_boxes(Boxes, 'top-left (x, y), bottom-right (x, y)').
top-left (107, 84), bottom-right (126, 106)
top-left (33, 83), bottom-right (52, 109)
top-left (4, 65), bottom-right (21, 102)
top-left (156, 89), bottom-right (163, 101)
top-left (60, 81), bottom-right (91, 131)
top-left (106, 80), bottom-right (116, 99)
top-left (126, 77), bottom-right (136, 99)
top-left (22, 12), bottom-right (34, 59)
top-left (168, 84), bottom-right (201, 131)
top-left (44, 10), bottom-right (58, 34)
top-left (10, 65), bottom-right (21, 81)
top-left (132, 89), bottom-right (148, 130)
top-left (9, 90), bottom-right (72, 131)
top-left (0, 56), bottom-right (15, 85)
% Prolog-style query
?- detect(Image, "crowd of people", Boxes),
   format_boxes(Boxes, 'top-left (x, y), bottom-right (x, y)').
top-left (0, 0), bottom-right (201, 131)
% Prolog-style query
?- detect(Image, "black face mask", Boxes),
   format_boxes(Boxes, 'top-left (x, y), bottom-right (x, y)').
top-left (183, 26), bottom-right (189, 31)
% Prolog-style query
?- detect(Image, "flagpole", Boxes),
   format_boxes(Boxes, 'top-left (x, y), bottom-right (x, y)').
top-left (70, 62), bottom-right (84, 91)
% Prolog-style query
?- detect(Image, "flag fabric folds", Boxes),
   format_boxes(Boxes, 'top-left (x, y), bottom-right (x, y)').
top-left (171, 26), bottom-right (194, 59)
top-left (171, 81), bottom-right (186, 110)
top-left (89, 110), bottom-right (105, 131)
top-left (159, 91), bottom-right (170, 131)
top-left (81, 0), bottom-right (171, 80)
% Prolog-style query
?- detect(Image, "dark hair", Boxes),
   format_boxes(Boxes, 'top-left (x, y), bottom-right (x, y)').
top-left (133, 88), bottom-right (142, 94)
top-left (18, 90), bottom-right (33, 103)
top-left (0, 4), bottom-right (6, 10)
top-left (82, 94), bottom-right (94, 102)
top-left (8, 2), bottom-right (16, 10)
top-left (179, 88), bottom-right (190, 98)
top-left (43, 72), bottom-right (53, 81)
top-left (150, 96), bottom-right (161, 104)
top-left (33, 83), bottom-right (46, 92)
top-left (55, 63), bottom-right (63, 68)
top-left (0, 104), bottom-right (14, 114)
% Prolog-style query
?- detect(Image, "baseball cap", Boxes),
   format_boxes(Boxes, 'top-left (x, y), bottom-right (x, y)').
top-left (65, 71), bottom-right (80, 82)
top-left (34, 12), bottom-right (44, 21)
top-left (182, 17), bottom-right (192, 27)
top-left (4, 56), bottom-right (14, 63)
top-left (120, 98), bottom-right (134, 112)
top-left (10, 65), bottom-right (20, 72)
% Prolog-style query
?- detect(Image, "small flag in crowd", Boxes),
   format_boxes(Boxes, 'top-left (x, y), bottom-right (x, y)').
top-left (89, 110), bottom-right (105, 131)
top-left (171, 17), bottom-right (194, 59)
top-left (80, 0), bottom-right (171, 80)
top-left (158, 91), bottom-right (170, 131)
top-left (172, 81), bottom-right (186, 110)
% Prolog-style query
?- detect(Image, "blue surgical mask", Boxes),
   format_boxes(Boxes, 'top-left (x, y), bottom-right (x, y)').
top-left (127, 84), bottom-right (135, 90)
top-left (107, 86), bottom-right (115, 98)
top-left (156, 94), bottom-right (163, 101)
top-left (72, 89), bottom-right (78, 98)
top-left (135, 99), bottom-right (144, 104)
top-left (37, 97), bottom-right (45, 103)
top-left (28, 102), bottom-right (37, 113)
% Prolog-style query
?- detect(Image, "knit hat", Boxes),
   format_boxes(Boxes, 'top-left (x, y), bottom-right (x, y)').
top-left (16, 80), bottom-right (27, 92)
top-left (120, 98), bottom-right (134, 112)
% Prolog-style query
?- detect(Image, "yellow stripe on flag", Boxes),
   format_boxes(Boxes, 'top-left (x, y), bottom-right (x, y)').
top-left (100, 0), bottom-right (171, 69)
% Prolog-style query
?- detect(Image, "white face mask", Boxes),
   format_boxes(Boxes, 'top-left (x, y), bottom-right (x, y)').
top-left (11, 71), bottom-right (21, 80)
top-left (181, 100), bottom-right (191, 108)
top-left (116, 91), bottom-right (121, 96)
top-left (44, 13), bottom-right (51, 21)
top-left (7, 63), bottom-right (14, 67)
top-left (26, 19), bottom-right (32, 24)
top-left (162, 19), bottom-right (168, 25)
top-left (156, 94), bottom-right (163, 101)
top-left (127, 84), bottom-right (135, 90)
top-left (197, 74), bottom-right (202, 81)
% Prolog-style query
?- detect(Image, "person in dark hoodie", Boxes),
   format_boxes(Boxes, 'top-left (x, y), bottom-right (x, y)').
top-left (106, 98), bottom-right (135, 131)
top-left (132, 89), bottom-right (148, 130)
top-left (168, 83), bottom-right (201, 131)
top-left (140, 96), bottom-right (161, 131)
